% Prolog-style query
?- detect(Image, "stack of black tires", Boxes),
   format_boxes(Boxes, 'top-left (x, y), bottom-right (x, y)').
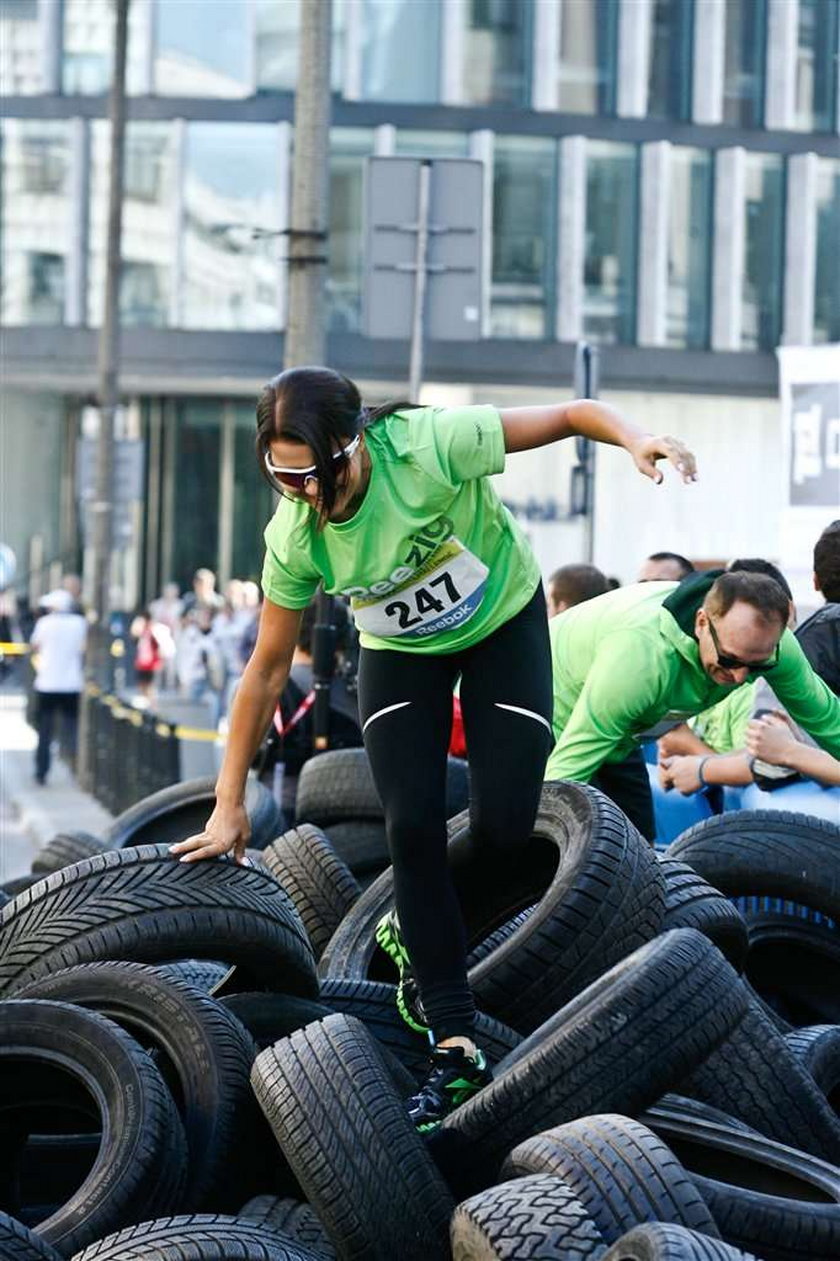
top-left (1, 749), bottom-right (838, 1260)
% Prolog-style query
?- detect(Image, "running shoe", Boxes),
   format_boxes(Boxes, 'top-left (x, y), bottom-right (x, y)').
top-left (407, 1044), bottom-right (492, 1133)
top-left (374, 908), bottom-right (430, 1034)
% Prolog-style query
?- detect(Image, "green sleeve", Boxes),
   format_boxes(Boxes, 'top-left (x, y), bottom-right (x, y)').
top-left (545, 634), bottom-right (665, 782)
top-left (411, 405), bottom-right (506, 485)
top-left (768, 629), bottom-right (840, 758)
top-left (261, 516), bottom-right (320, 610)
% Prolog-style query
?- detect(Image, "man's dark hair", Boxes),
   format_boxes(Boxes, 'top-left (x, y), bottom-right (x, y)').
top-left (548, 563), bottom-right (609, 609)
top-left (728, 557), bottom-right (793, 601)
top-left (647, 551), bottom-right (695, 577)
top-left (814, 520), bottom-right (840, 602)
top-left (704, 571), bottom-right (789, 629)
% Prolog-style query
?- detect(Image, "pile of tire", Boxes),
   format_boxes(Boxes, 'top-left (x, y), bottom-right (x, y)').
top-left (0, 750), bottom-right (837, 1261)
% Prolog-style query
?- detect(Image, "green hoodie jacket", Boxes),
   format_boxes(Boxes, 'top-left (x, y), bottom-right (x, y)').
top-left (545, 572), bottom-right (840, 782)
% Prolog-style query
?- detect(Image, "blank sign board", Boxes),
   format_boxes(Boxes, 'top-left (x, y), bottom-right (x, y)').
top-left (363, 157), bottom-right (483, 342)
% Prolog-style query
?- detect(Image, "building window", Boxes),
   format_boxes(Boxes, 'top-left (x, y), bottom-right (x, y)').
top-left (394, 131), bottom-right (469, 157)
top-left (181, 123), bottom-right (283, 330)
top-left (793, 0), bottom-right (839, 132)
top-left (1, 120), bottom-right (70, 326)
top-left (722, 0), bottom-right (765, 127)
top-left (814, 159), bottom-right (840, 344)
top-left (463, 0), bottom-right (531, 106)
top-left (231, 402), bottom-right (273, 583)
top-left (584, 140), bottom-right (638, 345)
top-left (667, 146), bottom-right (712, 349)
top-left (0, 0), bottom-right (42, 95)
top-left (557, 0), bottom-right (618, 114)
top-left (491, 136), bottom-right (556, 339)
top-left (88, 122), bottom-right (175, 328)
top-left (62, 0), bottom-right (150, 94)
top-left (646, 0), bottom-right (693, 120)
top-left (328, 129), bottom-right (375, 333)
top-left (169, 401), bottom-right (222, 590)
top-left (741, 152), bottom-right (784, 351)
top-left (361, 0), bottom-right (441, 102)
top-left (155, 0), bottom-right (251, 96)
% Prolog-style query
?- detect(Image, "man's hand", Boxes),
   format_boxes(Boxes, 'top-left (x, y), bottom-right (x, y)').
top-left (660, 754), bottom-right (705, 795)
top-left (745, 712), bottom-right (798, 766)
top-left (658, 723), bottom-right (710, 758)
top-left (169, 801), bottom-right (251, 864)
top-left (628, 435), bottom-right (698, 485)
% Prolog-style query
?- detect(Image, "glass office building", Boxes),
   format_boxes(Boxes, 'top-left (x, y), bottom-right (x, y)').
top-left (2, 0), bottom-right (838, 598)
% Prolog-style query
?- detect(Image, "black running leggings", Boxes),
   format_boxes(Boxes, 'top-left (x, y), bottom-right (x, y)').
top-left (358, 584), bottom-right (553, 1043)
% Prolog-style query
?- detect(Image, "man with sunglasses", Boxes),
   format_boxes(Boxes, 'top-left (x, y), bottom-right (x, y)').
top-left (544, 568), bottom-right (840, 839)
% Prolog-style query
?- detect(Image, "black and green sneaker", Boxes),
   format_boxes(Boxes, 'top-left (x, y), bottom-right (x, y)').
top-left (407, 1045), bottom-right (492, 1133)
top-left (374, 908), bottom-right (430, 1034)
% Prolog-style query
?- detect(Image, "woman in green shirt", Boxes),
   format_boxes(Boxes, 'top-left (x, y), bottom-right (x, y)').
top-left (171, 365), bottom-right (696, 1131)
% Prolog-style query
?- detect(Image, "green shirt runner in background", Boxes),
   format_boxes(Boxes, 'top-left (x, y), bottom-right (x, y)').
top-left (546, 576), bottom-right (840, 782)
top-left (262, 406), bottom-right (541, 653)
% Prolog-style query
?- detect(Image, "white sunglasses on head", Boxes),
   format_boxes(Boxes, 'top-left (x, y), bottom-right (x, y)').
top-left (263, 433), bottom-right (361, 491)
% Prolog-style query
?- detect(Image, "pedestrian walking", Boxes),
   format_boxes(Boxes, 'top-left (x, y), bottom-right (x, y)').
top-left (171, 365), bottom-right (697, 1132)
top-left (30, 588), bottom-right (87, 785)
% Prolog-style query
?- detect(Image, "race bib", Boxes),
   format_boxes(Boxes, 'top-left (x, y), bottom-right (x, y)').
top-left (353, 538), bottom-right (489, 640)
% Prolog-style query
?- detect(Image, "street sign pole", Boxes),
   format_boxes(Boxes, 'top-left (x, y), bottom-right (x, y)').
top-left (408, 160), bottom-right (432, 401)
top-left (573, 341), bottom-right (600, 564)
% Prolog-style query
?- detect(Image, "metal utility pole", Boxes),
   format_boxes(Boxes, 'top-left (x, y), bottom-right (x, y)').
top-left (407, 159), bottom-right (432, 400)
top-left (573, 341), bottom-right (600, 564)
top-left (283, 0), bottom-right (334, 748)
top-left (90, 0), bottom-right (129, 673)
top-left (284, 0), bottom-right (332, 369)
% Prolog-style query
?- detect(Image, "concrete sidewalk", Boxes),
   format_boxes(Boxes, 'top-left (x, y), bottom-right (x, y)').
top-left (0, 687), bottom-right (113, 883)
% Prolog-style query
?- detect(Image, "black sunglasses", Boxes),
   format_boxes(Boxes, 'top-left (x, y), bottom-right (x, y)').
top-left (708, 618), bottom-right (779, 672)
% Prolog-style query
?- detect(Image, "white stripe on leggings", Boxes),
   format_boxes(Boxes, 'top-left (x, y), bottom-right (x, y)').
top-left (362, 701), bottom-right (412, 734)
top-left (494, 702), bottom-right (553, 735)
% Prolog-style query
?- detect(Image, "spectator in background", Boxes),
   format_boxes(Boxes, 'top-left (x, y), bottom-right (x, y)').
top-left (638, 551), bottom-right (695, 582)
top-left (176, 606), bottom-right (225, 721)
top-left (129, 609), bottom-right (171, 705)
top-left (149, 582), bottom-right (184, 690)
top-left (746, 711), bottom-right (840, 787)
top-left (61, 573), bottom-right (84, 614)
top-left (546, 563), bottom-right (609, 618)
top-left (30, 589), bottom-right (87, 785)
top-left (182, 568), bottom-right (224, 616)
top-left (545, 570), bottom-right (840, 839)
top-left (796, 520), bottom-right (840, 696)
top-left (213, 583), bottom-right (253, 720)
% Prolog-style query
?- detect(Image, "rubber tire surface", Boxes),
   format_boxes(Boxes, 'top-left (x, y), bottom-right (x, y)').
top-left (251, 1012), bottom-right (454, 1261)
top-left (435, 929), bottom-right (749, 1194)
top-left (658, 857), bottom-right (748, 970)
top-left (784, 1024), bottom-right (840, 1115)
top-left (502, 1114), bottom-right (719, 1243)
top-left (0, 999), bottom-right (188, 1257)
top-left (295, 747), bottom-right (469, 824)
top-left (667, 811), bottom-right (840, 920)
top-left (639, 1110), bottom-right (840, 1261)
top-left (602, 1224), bottom-right (758, 1260)
top-left (450, 1174), bottom-right (605, 1260)
top-left (220, 990), bottom-right (418, 1098)
top-left (104, 775), bottom-right (281, 851)
top-left (0, 844), bottom-right (317, 999)
top-left (238, 1197), bottom-right (336, 1258)
top-left (261, 824), bottom-right (360, 959)
top-left (743, 911), bottom-right (840, 1025)
top-left (0, 1214), bottom-right (64, 1261)
top-left (12, 961), bottom-right (260, 1211)
top-left (318, 978), bottom-right (521, 1080)
top-left (70, 1215), bottom-right (325, 1260)
top-left (156, 960), bottom-right (229, 992)
top-left (320, 781), bottom-right (666, 1034)
top-left (678, 999), bottom-right (840, 1164)
top-left (31, 833), bottom-right (107, 876)
top-left (321, 820), bottom-right (389, 879)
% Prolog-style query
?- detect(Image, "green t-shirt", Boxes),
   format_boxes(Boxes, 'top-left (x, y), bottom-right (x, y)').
top-left (261, 405), bottom-right (541, 654)
top-left (692, 683), bottom-right (757, 753)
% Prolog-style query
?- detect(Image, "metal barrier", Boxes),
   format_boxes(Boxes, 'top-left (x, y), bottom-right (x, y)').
top-left (80, 686), bottom-right (181, 815)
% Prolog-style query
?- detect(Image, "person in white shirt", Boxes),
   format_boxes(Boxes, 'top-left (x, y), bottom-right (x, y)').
top-left (30, 589), bottom-right (87, 785)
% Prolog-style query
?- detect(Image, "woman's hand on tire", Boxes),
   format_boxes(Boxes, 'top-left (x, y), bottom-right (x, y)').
top-left (169, 801), bottom-right (252, 863)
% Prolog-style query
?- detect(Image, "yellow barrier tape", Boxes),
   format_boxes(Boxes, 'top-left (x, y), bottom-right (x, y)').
top-left (0, 642), bottom-right (30, 655)
top-left (174, 725), bottom-right (225, 742)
